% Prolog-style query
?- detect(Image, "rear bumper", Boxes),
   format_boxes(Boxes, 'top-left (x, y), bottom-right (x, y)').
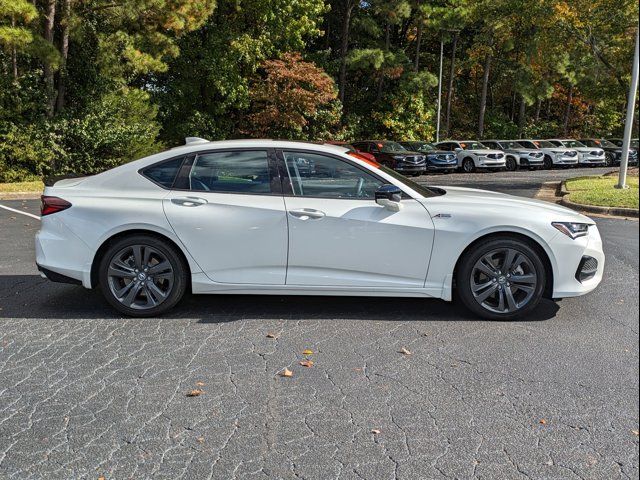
top-left (35, 217), bottom-right (93, 288)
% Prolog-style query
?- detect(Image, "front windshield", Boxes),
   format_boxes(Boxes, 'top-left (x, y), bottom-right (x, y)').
top-left (503, 141), bottom-right (524, 149)
top-left (379, 141), bottom-right (408, 153)
top-left (519, 140), bottom-right (537, 149)
top-left (407, 142), bottom-right (435, 152)
top-left (460, 141), bottom-right (488, 150)
top-left (534, 140), bottom-right (555, 148)
top-left (379, 166), bottom-right (442, 198)
top-left (562, 140), bottom-right (587, 148)
top-left (595, 139), bottom-right (617, 148)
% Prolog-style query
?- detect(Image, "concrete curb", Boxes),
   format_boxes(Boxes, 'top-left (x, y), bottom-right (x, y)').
top-left (0, 192), bottom-right (42, 201)
top-left (560, 180), bottom-right (639, 218)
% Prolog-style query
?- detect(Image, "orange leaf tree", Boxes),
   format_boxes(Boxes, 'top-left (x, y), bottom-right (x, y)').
top-left (246, 52), bottom-right (340, 140)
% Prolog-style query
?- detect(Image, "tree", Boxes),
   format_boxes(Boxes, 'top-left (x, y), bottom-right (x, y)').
top-left (246, 52), bottom-right (339, 139)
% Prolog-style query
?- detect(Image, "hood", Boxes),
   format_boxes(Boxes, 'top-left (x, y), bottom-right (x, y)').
top-left (429, 186), bottom-right (594, 222)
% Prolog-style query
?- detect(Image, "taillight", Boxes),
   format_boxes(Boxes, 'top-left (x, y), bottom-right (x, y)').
top-left (41, 196), bottom-right (72, 216)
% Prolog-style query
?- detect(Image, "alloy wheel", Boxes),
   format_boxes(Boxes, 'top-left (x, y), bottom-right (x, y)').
top-left (470, 248), bottom-right (538, 314)
top-left (107, 244), bottom-right (175, 310)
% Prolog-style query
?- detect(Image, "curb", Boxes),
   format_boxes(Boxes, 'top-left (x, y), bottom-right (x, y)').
top-left (0, 192), bottom-right (42, 201)
top-left (559, 180), bottom-right (639, 218)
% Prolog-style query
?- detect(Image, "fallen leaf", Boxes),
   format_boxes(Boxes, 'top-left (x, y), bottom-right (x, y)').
top-left (98, 476), bottom-right (106, 480)
top-left (299, 360), bottom-right (314, 367)
top-left (539, 419), bottom-right (547, 425)
top-left (196, 381), bottom-right (205, 386)
top-left (371, 429), bottom-right (381, 434)
top-left (302, 349), bottom-right (313, 355)
top-left (633, 430), bottom-right (639, 436)
top-left (197, 437), bottom-right (205, 444)
top-left (280, 368), bottom-right (293, 377)
top-left (399, 347), bottom-right (412, 356)
top-left (266, 333), bottom-right (277, 339)
top-left (186, 389), bottom-right (204, 397)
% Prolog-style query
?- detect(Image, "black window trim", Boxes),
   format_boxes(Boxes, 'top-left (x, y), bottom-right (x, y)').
top-left (166, 147), bottom-right (282, 196)
top-left (275, 148), bottom-right (416, 201)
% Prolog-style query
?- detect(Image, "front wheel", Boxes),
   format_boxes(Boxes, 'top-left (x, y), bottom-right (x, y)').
top-left (462, 158), bottom-right (476, 173)
top-left (605, 152), bottom-right (614, 167)
top-left (456, 238), bottom-right (546, 320)
top-left (99, 235), bottom-right (188, 317)
top-left (543, 156), bottom-right (554, 169)
top-left (505, 157), bottom-right (518, 171)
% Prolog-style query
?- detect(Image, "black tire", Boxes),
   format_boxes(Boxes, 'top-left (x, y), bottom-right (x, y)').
top-left (456, 237), bottom-right (547, 321)
top-left (543, 155), bottom-right (554, 169)
top-left (506, 157), bottom-right (518, 171)
top-left (605, 152), bottom-right (614, 167)
top-left (462, 158), bottom-right (476, 173)
top-left (99, 234), bottom-right (188, 317)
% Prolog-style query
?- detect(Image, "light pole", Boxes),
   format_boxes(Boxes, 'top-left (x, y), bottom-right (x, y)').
top-left (617, 27), bottom-right (639, 189)
top-left (436, 35), bottom-right (444, 143)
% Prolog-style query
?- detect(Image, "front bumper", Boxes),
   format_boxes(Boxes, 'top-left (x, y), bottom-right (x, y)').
top-left (554, 155), bottom-right (579, 165)
top-left (395, 165), bottom-right (427, 173)
top-left (551, 224), bottom-right (605, 298)
top-left (578, 153), bottom-right (606, 165)
top-left (426, 162), bottom-right (458, 171)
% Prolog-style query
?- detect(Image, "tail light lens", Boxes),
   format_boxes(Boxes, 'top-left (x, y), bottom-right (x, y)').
top-left (41, 196), bottom-right (72, 216)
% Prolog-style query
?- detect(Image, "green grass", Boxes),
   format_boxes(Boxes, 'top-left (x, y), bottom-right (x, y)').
top-left (565, 174), bottom-right (639, 209)
top-left (0, 180), bottom-right (44, 193)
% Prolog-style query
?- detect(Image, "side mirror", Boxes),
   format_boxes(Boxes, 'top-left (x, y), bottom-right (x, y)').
top-left (454, 147), bottom-right (462, 152)
top-left (375, 184), bottom-right (403, 211)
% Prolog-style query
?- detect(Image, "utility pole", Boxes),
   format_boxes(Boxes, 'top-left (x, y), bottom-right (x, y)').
top-left (617, 28), bottom-right (639, 189)
top-left (436, 35), bottom-right (444, 142)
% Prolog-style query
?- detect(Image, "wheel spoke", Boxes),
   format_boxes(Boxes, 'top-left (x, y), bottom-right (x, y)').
top-left (132, 245), bottom-right (143, 270)
top-left (108, 266), bottom-right (136, 279)
top-left (475, 284), bottom-right (498, 303)
top-left (148, 261), bottom-right (171, 275)
top-left (142, 246), bottom-right (152, 268)
top-left (115, 280), bottom-right (136, 298)
top-left (147, 281), bottom-right (168, 302)
top-left (476, 257), bottom-right (497, 277)
top-left (143, 285), bottom-right (158, 307)
top-left (502, 249), bottom-right (517, 271)
top-left (497, 288), bottom-right (505, 311)
top-left (510, 273), bottom-right (536, 284)
top-left (472, 280), bottom-right (494, 294)
top-left (504, 287), bottom-right (518, 311)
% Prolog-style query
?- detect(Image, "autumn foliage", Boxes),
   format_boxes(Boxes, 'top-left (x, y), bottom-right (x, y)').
top-left (247, 53), bottom-right (338, 138)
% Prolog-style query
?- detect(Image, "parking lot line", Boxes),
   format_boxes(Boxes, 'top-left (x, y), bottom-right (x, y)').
top-left (0, 203), bottom-right (41, 220)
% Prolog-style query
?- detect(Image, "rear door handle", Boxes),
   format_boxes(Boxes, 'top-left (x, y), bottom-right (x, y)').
top-left (171, 197), bottom-right (208, 207)
top-left (289, 208), bottom-right (325, 220)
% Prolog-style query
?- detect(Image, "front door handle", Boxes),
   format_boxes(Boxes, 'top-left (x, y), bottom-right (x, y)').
top-left (171, 197), bottom-right (208, 207)
top-left (289, 208), bottom-right (325, 220)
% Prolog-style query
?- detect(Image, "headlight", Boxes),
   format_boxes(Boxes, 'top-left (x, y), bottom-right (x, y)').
top-left (552, 222), bottom-right (590, 239)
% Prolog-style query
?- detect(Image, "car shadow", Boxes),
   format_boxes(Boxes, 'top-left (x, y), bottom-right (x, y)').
top-left (0, 275), bottom-right (560, 322)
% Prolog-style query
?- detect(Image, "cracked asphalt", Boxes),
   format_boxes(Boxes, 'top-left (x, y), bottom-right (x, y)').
top-left (0, 167), bottom-right (638, 479)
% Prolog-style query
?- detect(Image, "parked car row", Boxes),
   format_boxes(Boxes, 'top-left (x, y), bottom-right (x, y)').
top-left (335, 138), bottom-right (639, 175)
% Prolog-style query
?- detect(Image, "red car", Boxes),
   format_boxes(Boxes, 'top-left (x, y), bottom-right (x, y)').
top-left (325, 141), bottom-right (378, 163)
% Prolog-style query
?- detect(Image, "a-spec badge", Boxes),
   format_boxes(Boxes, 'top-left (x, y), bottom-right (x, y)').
top-left (433, 213), bottom-right (452, 219)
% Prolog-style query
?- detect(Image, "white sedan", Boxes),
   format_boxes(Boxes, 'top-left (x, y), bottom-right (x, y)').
top-left (36, 139), bottom-right (604, 320)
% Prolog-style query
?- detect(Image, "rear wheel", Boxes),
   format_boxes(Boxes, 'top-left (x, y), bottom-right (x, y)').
top-left (99, 235), bottom-right (188, 317)
top-left (462, 158), bottom-right (476, 173)
top-left (456, 237), bottom-right (546, 320)
top-left (543, 155), bottom-right (554, 169)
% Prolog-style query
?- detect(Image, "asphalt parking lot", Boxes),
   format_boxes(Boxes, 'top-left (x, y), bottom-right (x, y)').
top-left (0, 167), bottom-right (638, 479)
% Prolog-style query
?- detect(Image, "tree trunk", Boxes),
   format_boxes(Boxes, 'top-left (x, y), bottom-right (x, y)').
top-left (444, 32), bottom-right (458, 138)
top-left (518, 95), bottom-right (526, 137)
top-left (338, 1), bottom-right (354, 104)
top-left (11, 17), bottom-right (18, 81)
top-left (478, 50), bottom-right (492, 138)
top-left (376, 22), bottom-right (390, 102)
top-left (43, 0), bottom-right (57, 117)
top-left (414, 21), bottom-right (422, 72)
top-left (55, 0), bottom-right (71, 113)
top-left (563, 84), bottom-right (573, 136)
top-left (534, 98), bottom-right (542, 121)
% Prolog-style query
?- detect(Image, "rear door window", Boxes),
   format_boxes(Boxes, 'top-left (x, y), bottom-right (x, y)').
top-left (188, 150), bottom-right (272, 194)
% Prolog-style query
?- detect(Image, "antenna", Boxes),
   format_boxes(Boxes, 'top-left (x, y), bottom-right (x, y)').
top-left (185, 137), bottom-right (210, 145)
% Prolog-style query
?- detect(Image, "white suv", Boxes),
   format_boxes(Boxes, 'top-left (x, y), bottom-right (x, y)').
top-left (547, 139), bottom-right (606, 166)
top-left (519, 140), bottom-right (579, 169)
top-left (482, 140), bottom-right (545, 171)
top-left (434, 140), bottom-right (506, 172)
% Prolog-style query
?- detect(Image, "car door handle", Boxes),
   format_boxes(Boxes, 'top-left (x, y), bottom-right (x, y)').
top-left (289, 208), bottom-right (325, 220)
top-left (171, 197), bottom-right (208, 207)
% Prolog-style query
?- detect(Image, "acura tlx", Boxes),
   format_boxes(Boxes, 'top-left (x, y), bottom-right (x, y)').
top-left (36, 139), bottom-right (604, 320)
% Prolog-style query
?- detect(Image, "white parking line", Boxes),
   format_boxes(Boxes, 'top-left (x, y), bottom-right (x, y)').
top-left (0, 204), bottom-right (41, 220)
